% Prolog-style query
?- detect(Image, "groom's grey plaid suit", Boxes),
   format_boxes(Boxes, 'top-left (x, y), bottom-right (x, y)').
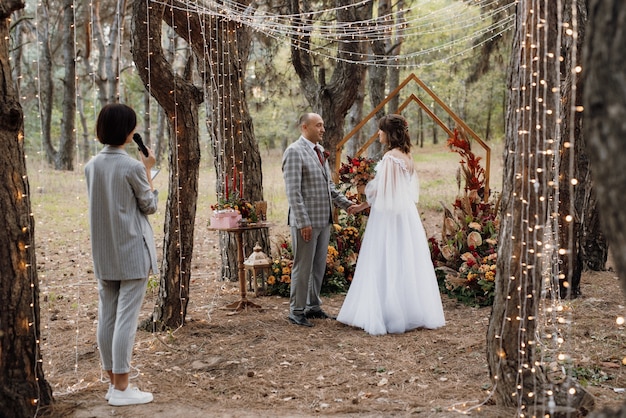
top-left (283, 136), bottom-right (352, 316)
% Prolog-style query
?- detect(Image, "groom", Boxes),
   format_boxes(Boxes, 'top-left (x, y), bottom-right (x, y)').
top-left (282, 113), bottom-right (357, 327)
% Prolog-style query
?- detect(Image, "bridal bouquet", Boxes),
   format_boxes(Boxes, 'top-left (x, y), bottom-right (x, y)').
top-left (338, 156), bottom-right (377, 193)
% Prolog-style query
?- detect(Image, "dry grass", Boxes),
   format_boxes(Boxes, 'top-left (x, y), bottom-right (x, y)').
top-left (29, 144), bottom-right (626, 418)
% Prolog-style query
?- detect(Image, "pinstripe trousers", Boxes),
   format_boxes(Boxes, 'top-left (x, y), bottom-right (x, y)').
top-left (289, 224), bottom-right (330, 315)
top-left (97, 278), bottom-right (148, 374)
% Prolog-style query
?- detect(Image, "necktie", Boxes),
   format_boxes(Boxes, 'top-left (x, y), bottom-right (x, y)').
top-left (314, 146), bottom-right (324, 166)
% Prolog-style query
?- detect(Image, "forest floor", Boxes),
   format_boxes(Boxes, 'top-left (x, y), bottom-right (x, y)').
top-left (29, 145), bottom-right (626, 417)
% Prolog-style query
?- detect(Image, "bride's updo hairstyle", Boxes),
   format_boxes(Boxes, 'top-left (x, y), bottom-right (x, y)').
top-left (378, 114), bottom-right (411, 154)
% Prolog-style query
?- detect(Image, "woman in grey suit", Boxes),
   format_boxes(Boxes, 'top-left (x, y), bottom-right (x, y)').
top-left (85, 104), bottom-right (158, 406)
top-left (282, 113), bottom-right (357, 327)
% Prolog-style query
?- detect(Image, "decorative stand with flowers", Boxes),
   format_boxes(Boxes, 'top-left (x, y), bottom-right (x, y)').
top-left (208, 167), bottom-right (271, 312)
top-left (429, 129), bottom-right (501, 307)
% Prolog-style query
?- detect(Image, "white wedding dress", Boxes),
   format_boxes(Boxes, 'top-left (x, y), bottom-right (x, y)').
top-left (337, 154), bottom-right (446, 335)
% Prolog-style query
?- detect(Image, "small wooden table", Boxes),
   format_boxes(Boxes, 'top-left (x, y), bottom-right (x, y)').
top-left (208, 222), bottom-right (271, 312)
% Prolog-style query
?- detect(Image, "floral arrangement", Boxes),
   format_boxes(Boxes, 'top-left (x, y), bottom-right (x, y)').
top-left (210, 192), bottom-right (258, 223)
top-left (429, 128), bottom-right (500, 307)
top-left (338, 155), bottom-right (378, 196)
top-left (447, 128), bottom-right (486, 194)
top-left (322, 213), bottom-right (365, 294)
top-left (266, 236), bottom-right (293, 297)
top-left (265, 213), bottom-right (366, 297)
top-left (210, 167), bottom-right (257, 223)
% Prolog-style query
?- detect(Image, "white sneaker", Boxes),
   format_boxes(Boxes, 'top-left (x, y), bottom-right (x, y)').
top-left (104, 384), bottom-right (113, 401)
top-left (108, 386), bottom-right (153, 406)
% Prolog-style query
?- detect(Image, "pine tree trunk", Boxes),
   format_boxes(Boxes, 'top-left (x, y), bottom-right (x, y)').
top-left (37, 2), bottom-right (54, 165)
top-left (132, 0), bottom-right (203, 330)
top-left (583, 1), bottom-right (626, 416)
top-left (486, 1), bottom-right (593, 412)
top-left (55, 0), bottom-right (76, 170)
top-left (165, 0), bottom-right (269, 280)
top-left (584, 0), bottom-right (626, 298)
top-left (0, 3), bottom-right (54, 414)
top-left (557, 0), bottom-right (607, 299)
top-left (289, 0), bottom-right (372, 171)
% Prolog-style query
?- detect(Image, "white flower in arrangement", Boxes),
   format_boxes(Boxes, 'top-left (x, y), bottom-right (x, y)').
top-left (485, 238), bottom-right (497, 246)
top-left (460, 252), bottom-right (477, 264)
top-left (468, 222), bottom-right (482, 231)
top-left (467, 231), bottom-right (483, 248)
top-left (441, 245), bottom-right (455, 260)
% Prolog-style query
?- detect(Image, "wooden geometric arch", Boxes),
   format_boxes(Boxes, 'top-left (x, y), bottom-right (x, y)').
top-left (336, 73), bottom-right (491, 199)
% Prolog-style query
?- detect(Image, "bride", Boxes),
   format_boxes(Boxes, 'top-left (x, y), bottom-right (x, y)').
top-left (338, 114), bottom-right (446, 335)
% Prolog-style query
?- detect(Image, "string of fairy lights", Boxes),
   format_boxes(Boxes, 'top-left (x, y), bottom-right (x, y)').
top-left (160, 0), bottom-right (516, 67)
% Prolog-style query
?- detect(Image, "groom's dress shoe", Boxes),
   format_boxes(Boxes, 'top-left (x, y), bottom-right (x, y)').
top-left (305, 310), bottom-right (336, 320)
top-left (288, 314), bottom-right (313, 327)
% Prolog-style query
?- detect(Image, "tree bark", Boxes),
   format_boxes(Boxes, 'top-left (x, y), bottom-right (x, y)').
top-left (365, 0), bottom-right (391, 160)
top-left (105, 0), bottom-right (125, 103)
top-left (558, 0), bottom-right (607, 299)
top-left (132, 0), bottom-right (203, 330)
top-left (571, 0), bottom-right (607, 274)
top-left (0, 2), bottom-right (54, 415)
top-left (55, 0), bottom-right (77, 170)
top-left (583, 2), bottom-right (626, 416)
top-left (289, 0), bottom-right (372, 170)
top-left (37, 0), bottom-right (54, 165)
top-left (584, 1), bottom-right (626, 294)
top-left (166, 0), bottom-right (269, 279)
top-left (486, 0), bottom-right (593, 413)
top-left (9, 8), bottom-right (25, 98)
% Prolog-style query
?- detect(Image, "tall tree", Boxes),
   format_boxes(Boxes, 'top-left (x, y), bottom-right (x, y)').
top-left (90, 0), bottom-right (126, 106)
top-left (54, 0), bottom-right (77, 170)
top-left (485, 0), bottom-right (593, 413)
top-left (36, 0), bottom-right (54, 164)
top-left (35, 0), bottom-right (77, 170)
top-left (132, 0), bottom-right (203, 330)
top-left (558, 0), bottom-right (608, 299)
top-left (289, 0), bottom-right (372, 169)
top-left (164, 0), bottom-right (268, 280)
top-left (132, 0), bottom-right (267, 326)
top-left (584, 1), bottom-right (626, 416)
top-left (0, 1), bottom-right (54, 415)
top-left (366, 0), bottom-right (390, 159)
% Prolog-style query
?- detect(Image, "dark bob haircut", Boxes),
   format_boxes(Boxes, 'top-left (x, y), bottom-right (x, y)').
top-left (96, 103), bottom-right (137, 146)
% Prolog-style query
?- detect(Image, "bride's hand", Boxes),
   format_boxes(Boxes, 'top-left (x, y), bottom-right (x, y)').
top-left (348, 202), bottom-right (369, 215)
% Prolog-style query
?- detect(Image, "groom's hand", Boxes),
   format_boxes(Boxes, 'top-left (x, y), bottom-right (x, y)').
top-left (300, 226), bottom-right (312, 242)
top-left (348, 203), bottom-right (368, 215)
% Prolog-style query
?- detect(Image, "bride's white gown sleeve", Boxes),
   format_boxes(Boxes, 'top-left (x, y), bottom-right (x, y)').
top-left (337, 154), bottom-right (445, 335)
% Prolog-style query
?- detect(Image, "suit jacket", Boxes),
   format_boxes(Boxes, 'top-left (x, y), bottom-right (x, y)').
top-left (85, 146), bottom-right (159, 280)
top-left (282, 137), bottom-right (352, 229)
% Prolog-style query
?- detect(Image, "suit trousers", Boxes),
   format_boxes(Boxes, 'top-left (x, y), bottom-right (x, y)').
top-left (97, 277), bottom-right (148, 374)
top-left (289, 224), bottom-right (330, 315)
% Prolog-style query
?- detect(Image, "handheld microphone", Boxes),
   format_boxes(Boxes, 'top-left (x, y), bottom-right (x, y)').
top-left (133, 133), bottom-right (149, 157)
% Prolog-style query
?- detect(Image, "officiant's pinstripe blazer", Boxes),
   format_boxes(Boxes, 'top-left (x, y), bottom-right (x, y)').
top-left (85, 146), bottom-right (159, 281)
top-left (282, 137), bottom-right (352, 229)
